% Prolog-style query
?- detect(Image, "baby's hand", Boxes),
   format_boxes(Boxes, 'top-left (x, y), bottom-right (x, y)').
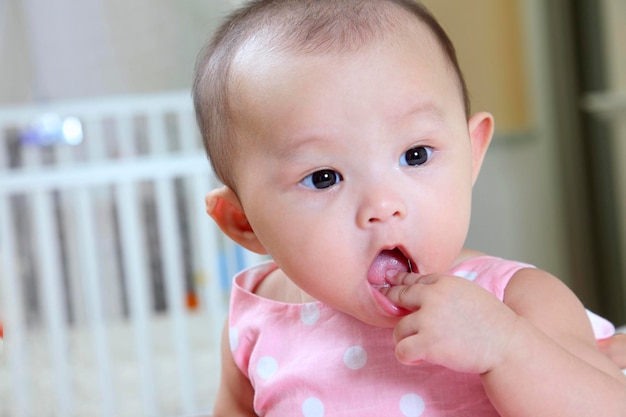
top-left (383, 272), bottom-right (520, 374)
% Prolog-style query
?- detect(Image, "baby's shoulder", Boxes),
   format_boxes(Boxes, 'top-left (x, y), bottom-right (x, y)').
top-left (451, 252), bottom-right (536, 301)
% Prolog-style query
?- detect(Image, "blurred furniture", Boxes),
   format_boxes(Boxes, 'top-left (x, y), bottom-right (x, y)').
top-left (0, 91), bottom-right (260, 416)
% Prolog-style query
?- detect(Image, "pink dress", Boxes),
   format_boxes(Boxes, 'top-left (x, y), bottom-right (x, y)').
top-left (228, 256), bottom-right (615, 416)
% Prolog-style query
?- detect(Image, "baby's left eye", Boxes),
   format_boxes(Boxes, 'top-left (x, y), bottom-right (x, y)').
top-left (400, 146), bottom-right (433, 166)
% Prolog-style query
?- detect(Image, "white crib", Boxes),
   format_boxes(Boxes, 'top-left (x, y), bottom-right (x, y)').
top-left (0, 91), bottom-right (261, 417)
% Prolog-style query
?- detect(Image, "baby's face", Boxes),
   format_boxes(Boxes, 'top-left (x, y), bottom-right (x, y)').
top-left (229, 24), bottom-right (482, 327)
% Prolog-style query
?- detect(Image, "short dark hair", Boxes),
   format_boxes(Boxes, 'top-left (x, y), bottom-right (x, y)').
top-left (193, 0), bottom-right (469, 190)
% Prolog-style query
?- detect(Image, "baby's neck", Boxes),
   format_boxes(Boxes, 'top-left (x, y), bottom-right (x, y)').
top-left (254, 267), bottom-right (316, 304)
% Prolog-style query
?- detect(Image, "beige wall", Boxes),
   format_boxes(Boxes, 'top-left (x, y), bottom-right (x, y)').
top-left (422, 0), bottom-right (531, 134)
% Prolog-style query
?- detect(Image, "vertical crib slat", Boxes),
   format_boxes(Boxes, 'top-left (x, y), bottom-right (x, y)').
top-left (114, 114), bottom-right (158, 416)
top-left (0, 125), bottom-right (30, 416)
top-left (32, 188), bottom-right (73, 416)
top-left (154, 178), bottom-right (196, 412)
top-left (115, 181), bottom-right (158, 417)
top-left (80, 116), bottom-right (118, 417)
top-left (54, 141), bottom-right (85, 326)
top-left (148, 113), bottom-right (196, 413)
top-left (75, 186), bottom-right (116, 417)
top-left (175, 108), bottom-right (205, 306)
top-left (83, 116), bottom-right (124, 322)
top-left (21, 141), bottom-right (74, 417)
top-left (0, 194), bottom-right (31, 417)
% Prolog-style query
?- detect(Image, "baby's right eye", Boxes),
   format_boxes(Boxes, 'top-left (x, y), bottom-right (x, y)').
top-left (300, 169), bottom-right (343, 190)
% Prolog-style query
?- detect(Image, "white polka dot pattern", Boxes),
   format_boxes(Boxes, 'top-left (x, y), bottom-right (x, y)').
top-left (302, 397), bottom-right (325, 417)
top-left (453, 270), bottom-right (478, 281)
top-left (399, 393), bottom-right (426, 417)
top-left (257, 356), bottom-right (278, 380)
top-left (300, 303), bottom-right (321, 326)
top-left (343, 345), bottom-right (367, 370)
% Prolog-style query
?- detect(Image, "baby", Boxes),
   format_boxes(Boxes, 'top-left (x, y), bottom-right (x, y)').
top-left (193, 0), bottom-right (626, 415)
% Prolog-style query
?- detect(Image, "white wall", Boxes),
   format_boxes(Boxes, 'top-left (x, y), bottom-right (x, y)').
top-left (468, 133), bottom-right (568, 280)
top-left (0, 0), bottom-right (235, 104)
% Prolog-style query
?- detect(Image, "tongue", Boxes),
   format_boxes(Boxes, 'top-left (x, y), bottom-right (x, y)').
top-left (367, 249), bottom-right (410, 287)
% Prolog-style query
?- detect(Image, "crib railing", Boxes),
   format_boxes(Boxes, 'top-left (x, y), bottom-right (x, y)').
top-left (0, 91), bottom-right (260, 417)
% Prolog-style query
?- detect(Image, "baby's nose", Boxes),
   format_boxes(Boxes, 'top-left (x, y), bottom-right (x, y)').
top-left (356, 188), bottom-right (407, 228)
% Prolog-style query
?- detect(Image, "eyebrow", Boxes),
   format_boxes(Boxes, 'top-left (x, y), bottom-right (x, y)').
top-left (275, 132), bottom-right (334, 162)
top-left (397, 99), bottom-right (446, 124)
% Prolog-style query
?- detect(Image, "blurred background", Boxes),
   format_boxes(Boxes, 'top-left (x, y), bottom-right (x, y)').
top-left (0, 0), bottom-right (625, 416)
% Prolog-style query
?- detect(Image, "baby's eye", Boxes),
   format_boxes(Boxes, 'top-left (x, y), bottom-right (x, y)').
top-left (300, 169), bottom-right (343, 190)
top-left (400, 146), bottom-right (433, 166)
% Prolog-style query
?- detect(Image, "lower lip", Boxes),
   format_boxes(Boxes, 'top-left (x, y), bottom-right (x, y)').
top-left (371, 286), bottom-right (410, 317)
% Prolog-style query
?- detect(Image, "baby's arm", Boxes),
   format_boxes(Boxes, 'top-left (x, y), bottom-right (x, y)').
top-left (483, 269), bottom-right (626, 416)
top-left (213, 321), bottom-right (256, 417)
top-left (384, 269), bottom-right (626, 416)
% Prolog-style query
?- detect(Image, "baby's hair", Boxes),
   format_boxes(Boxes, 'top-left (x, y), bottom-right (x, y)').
top-left (193, 0), bottom-right (469, 191)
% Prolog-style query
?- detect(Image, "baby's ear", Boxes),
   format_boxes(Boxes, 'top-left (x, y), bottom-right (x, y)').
top-left (468, 112), bottom-right (494, 185)
top-left (205, 186), bottom-right (268, 254)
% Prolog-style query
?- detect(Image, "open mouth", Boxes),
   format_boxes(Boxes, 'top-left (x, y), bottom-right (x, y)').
top-left (367, 247), bottom-right (413, 290)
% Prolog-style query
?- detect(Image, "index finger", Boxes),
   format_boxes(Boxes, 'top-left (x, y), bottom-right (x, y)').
top-left (381, 283), bottom-right (422, 312)
top-left (381, 272), bottom-right (442, 310)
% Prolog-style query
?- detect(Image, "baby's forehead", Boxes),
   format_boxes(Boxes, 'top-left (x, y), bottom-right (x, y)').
top-left (240, 7), bottom-right (438, 58)
top-left (228, 26), bottom-right (460, 140)
top-left (228, 18), bottom-right (453, 114)
top-left (231, 15), bottom-right (444, 82)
